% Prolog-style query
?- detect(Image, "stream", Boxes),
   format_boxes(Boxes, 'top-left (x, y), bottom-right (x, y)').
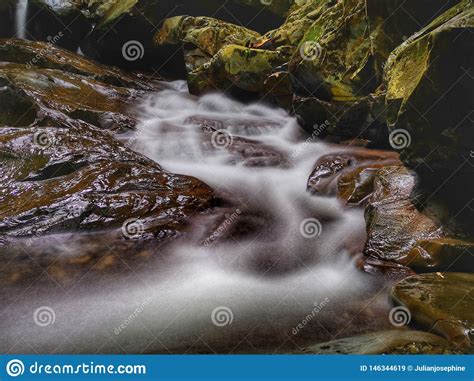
top-left (0, 83), bottom-right (391, 354)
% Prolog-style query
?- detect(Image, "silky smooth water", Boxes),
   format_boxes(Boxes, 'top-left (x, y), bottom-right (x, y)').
top-left (0, 83), bottom-right (390, 354)
top-left (15, 0), bottom-right (28, 39)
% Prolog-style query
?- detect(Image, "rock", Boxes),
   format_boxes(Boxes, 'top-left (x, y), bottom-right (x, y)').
top-left (406, 238), bottom-right (474, 273)
top-left (293, 93), bottom-right (389, 145)
top-left (302, 330), bottom-right (460, 354)
top-left (0, 0), bottom-right (16, 38)
top-left (0, 125), bottom-right (213, 240)
top-left (384, 0), bottom-right (474, 227)
top-left (289, 0), bottom-right (462, 101)
top-left (182, 43), bottom-right (289, 97)
top-left (0, 62), bottom-right (145, 131)
top-left (26, 0), bottom-right (92, 51)
top-left (0, 38), bottom-right (158, 89)
top-left (307, 149), bottom-right (401, 205)
top-left (80, 0), bottom-right (285, 73)
top-left (155, 16), bottom-right (262, 91)
top-left (358, 257), bottom-right (416, 282)
top-left (391, 273), bottom-right (474, 350)
top-left (364, 166), bottom-right (443, 264)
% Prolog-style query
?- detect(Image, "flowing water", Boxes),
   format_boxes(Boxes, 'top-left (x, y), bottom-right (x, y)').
top-left (15, 0), bottom-right (28, 39)
top-left (0, 82), bottom-right (391, 353)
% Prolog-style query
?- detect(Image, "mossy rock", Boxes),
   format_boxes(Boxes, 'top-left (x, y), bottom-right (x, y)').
top-left (79, 0), bottom-right (284, 73)
top-left (391, 273), bottom-right (474, 351)
top-left (384, 0), bottom-right (474, 227)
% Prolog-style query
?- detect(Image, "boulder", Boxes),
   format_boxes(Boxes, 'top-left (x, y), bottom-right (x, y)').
top-left (307, 149), bottom-right (401, 205)
top-left (364, 166), bottom-right (443, 264)
top-left (384, 0), bottom-right (474, 227)
top-left (391, 273), bottom-right (474, 350)
top-left (0, 63), bottom-right (144, 130)
top-left (0, 38), bottom-right (157, 89)
top-left (302, 330), bottom-right (460, 354)
top-left (0, 125), bottom-right (213, 240)
top-left (80, 0), bottom-right (285, 73)
top-left (26, 0), bottom-right (92, 51)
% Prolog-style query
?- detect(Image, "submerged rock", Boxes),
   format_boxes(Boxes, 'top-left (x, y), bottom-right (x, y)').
top-left (384, 0), bottom-right (474, 227)
top-left (302, 330), bottom-right (460, 354)
top-left (0, 125), bottom-right (213, 240)
top-left (391, 273), bottom-right (474, 350)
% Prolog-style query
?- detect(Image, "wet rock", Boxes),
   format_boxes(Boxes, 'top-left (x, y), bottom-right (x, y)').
top-left (302, 330), bottom-right (460, 354)
top-left (358, 257), bottom-right (416, 282)
top-left (293, 93), bottom-right (389, 145)
top-left (364, 166), bottom-right (443, 264)
top-left (0, 62), bottom-right (144, 131)
top-left (384, 0), bottom-right (474, 227)
top-left (391, 273), bottom-right (474, 350)
top-left (0, 39), bottom-right (158, 89)
top-left (307, 149), bottom-right (400, 205)
top-left (406, 238), bottom-right (474, 273)
top-left (26, 0), bottom-right (92, 51)
top-left (0, 125), bottom-right (213, 240)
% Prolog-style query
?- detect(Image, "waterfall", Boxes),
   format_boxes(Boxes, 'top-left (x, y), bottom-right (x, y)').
top-left (15, 0), bottom-right (28, 39)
